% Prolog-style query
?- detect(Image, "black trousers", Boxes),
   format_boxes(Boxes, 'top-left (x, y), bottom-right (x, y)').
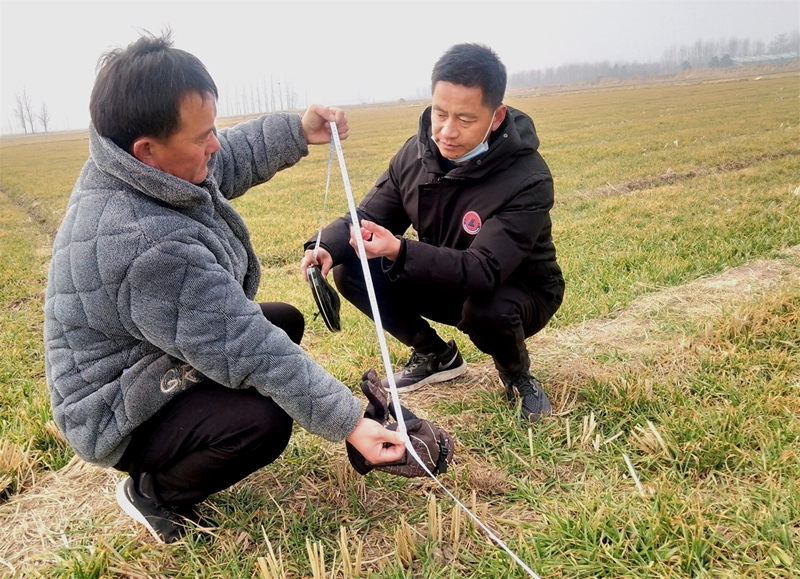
top-left (114, 302), bottom-right (303, 507)
top-left (333, 253), bottom-right (563, 376)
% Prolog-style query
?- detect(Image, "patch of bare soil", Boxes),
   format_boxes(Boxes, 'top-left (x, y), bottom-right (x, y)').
top-left (405, 245), bottom-right (800, 415)
top-left (2, 246), bottom-right (798, 574)
top-left (560, 150), bottom-right (800, 204)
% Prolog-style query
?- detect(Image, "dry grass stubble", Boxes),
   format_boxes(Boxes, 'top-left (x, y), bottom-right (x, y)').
top-left (2, 245), bottom-right (798, 573)
top-left (525, 244), bottom-right (800, 412)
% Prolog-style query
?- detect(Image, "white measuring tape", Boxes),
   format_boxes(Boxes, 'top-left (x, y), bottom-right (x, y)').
top-left (311, 133), bottom-right (335, 262)
top-left (327, 122), bottom-right (542, 579)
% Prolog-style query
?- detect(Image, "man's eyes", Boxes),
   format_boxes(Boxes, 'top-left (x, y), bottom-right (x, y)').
top-left (435, 113), bottom-right (475, 124)
top-left (196, 133), bottom-right (212, 145)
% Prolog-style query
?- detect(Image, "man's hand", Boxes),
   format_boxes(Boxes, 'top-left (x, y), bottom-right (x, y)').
top-left (349, 219), bottom-right (402, 261)
top-left (346, 417), bottom-right (408, 465)
top-left (300, 247), bottom-right (333, 281)
top-left (301, 104), bottom-right (349, 145)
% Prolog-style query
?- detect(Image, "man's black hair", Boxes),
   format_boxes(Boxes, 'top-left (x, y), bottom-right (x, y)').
top-left (431, 43), bottom-right (506, 109)
top-left (90, 29), bottom-right (218, 153)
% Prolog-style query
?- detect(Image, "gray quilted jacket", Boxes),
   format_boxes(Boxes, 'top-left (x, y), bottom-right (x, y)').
top-left (44, 114), bottom-right (362, 467)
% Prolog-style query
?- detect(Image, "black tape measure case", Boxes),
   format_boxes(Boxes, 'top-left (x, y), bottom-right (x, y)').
top-left (307, 265), bottom-right (341, 332)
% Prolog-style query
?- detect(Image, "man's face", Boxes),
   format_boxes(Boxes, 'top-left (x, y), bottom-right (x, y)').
top-left (430, 81), bottom-right (502, 161)
top-left (147, 91), bottom-right (220, 184)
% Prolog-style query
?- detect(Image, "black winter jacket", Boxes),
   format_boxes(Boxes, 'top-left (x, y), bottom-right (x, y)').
top-left (311, 106), bottom-right (563, 306)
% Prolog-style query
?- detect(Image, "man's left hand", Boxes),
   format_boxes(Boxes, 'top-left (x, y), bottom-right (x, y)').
top-left (301, 104), bottom-right (349, 145)
top-left (349, 219), bottom-right (401, 260)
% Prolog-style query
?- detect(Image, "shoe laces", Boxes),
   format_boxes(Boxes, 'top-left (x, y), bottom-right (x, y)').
top-left (508, 374), bottom-right (540, 398)
top-left (155, 503), bottom-right (183, 524)
top-left (404, 350), bottom-right (434, 371)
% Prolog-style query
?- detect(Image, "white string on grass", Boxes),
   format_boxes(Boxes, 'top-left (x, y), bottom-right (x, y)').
top-left (328, 122), bottom-right (542, 579)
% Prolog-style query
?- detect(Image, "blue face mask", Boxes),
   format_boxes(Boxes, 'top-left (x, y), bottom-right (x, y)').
top-left (433, 110), bottom-right (496, 164)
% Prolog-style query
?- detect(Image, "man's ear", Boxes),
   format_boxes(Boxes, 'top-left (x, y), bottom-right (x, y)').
top-left (492, 104), bottom-right (507, 131)
top-left (131, 137), bottom-right (158, 168)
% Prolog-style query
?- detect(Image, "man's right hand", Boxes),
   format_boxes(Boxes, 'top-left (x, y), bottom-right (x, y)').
top-left (346, 417), bottom-right (408, 466)
top-left (300, 247), bottom-right (333, 282)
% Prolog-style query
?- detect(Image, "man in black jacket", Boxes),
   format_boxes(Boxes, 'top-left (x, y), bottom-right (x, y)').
top-left (301, 44), bottom-right (564, 423)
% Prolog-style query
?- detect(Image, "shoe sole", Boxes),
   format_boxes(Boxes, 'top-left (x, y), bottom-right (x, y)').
top-left (517, 398), bottom-right (552, 423)
top-left (387, 360), bottom-right (468, 394)
top-left (116, 479), bottom-right (166, 544)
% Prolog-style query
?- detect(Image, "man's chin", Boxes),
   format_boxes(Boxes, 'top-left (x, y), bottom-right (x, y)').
top-left (434, 141), bottom-right (460, 159)
top-left (440, 150), bottom-right (462, 160)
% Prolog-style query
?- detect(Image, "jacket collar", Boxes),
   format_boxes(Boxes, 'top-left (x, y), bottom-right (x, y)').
top-left (88, 124), bottom-right (214, 209)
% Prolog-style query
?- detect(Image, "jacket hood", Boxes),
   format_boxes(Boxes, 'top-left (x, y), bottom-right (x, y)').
top-left (415, 105), bottom-right (540, 178)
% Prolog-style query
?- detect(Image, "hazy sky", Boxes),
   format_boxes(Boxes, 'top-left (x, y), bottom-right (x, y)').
top-left (1, 0), bottom-right (798, 133)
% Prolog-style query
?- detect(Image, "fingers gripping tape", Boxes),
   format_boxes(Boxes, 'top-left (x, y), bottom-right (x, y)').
top-left (346, 369), bottom-right (455, 478)
top-left (307, 264), bottom-right (341, 332)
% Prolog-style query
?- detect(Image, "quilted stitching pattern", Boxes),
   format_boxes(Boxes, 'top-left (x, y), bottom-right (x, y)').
top-left (45, 115), bottom-right (361, 466)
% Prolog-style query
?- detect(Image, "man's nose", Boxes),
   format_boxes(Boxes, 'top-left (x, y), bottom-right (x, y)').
top-left (209, 132), bottom-right (221, 153)
top-left (440, 117), bottom-right (458, 138)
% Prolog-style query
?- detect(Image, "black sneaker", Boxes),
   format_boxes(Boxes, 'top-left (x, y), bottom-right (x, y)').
top-left (382, 339), bottom-right (467, 393)
top-left (500, 372), bottom-right (552, 423)
top-left (116, 477), bottom-right (185, 544)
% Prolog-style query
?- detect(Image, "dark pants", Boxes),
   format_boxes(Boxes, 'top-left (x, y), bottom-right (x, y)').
top-left (114, 302), bottom-right (303, 507)
top-left (333, 254), bottom-right (563, 376)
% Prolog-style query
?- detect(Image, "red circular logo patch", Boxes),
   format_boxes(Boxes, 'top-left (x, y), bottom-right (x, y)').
top-left (462, 211), bottom-right (482, 235)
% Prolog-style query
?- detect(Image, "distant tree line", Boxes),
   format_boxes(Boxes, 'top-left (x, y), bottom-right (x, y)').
top-left (217, 74), bottom-right (300, 118)
top-left (8, 74), bottom-right (299, 135)
top-left (662, 31), bottom-right (799, 70)
top-left (7, 31), bottom-right (799, 134)
top-left (508, 30), bottom-right (800, 90)
top-left (12, 87), bottom-right (50, 134)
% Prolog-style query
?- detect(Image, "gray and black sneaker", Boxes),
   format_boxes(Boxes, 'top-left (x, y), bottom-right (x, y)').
top-left (500, 372), bottom-right (552, 423)
top-left (382, 339), bottom-right (467, 393)
top-left (116, 477), bottom-right (185, 544)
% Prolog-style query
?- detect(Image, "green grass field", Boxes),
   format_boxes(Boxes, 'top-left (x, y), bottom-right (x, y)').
top-left (0, 68), bottom-right (798, 578)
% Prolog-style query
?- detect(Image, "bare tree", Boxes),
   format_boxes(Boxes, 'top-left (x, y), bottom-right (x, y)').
top-left (661, 45), bottom-right (679, 70)
top-left (13, 88), bottom-right (37, 134)
top-left (740, 37), bottom-right (751, 57)
top-left (283, 76), bottom-right (296, 110)
top-left (256, 80), bottom-right (264, 113)
top-left (261, 75), bottom-right (272, 112)
top-left (768, 33), bottom-right (791, 54)
top-left (37, 101), bottom-right (51, 133)
top-left (222, 87), bottom-right (231, 117)
top-left (22, 88), bottom-right (36, 134)
top-left (14, 93), bottom-right (28, 134)
top-left (726, 37), bottom-right (740, 58)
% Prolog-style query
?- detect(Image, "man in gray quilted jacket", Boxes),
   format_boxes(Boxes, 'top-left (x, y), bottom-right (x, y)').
top-left (44, 31), bottom-right (406, 544)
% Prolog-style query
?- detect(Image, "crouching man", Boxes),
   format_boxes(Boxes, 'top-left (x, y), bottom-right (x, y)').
top-left (44, 31), bottom-right (406, 544)
top-left (302, 44), bottom-right (564, 423)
